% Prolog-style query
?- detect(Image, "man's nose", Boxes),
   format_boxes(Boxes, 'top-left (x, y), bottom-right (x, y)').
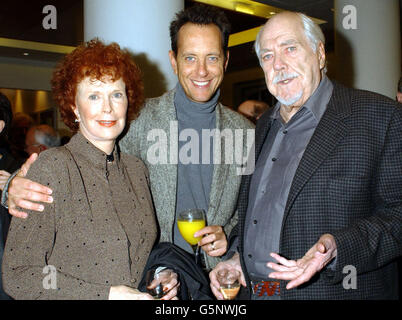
top-left (273, 54), bottom-right (286, 71)
top-left (196, 60), bottom-right (208, 77)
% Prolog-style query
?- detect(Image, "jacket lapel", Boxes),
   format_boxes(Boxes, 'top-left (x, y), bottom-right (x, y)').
top-left (151, 90), bottom-right (178, 236)
top-left (282, 82), bottom-right (352, 222)
top-left (208, 103), bottom-right (230, 222)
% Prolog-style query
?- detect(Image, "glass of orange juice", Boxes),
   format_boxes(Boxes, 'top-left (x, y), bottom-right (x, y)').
top-left (177, 209), bottom-right (206, 260)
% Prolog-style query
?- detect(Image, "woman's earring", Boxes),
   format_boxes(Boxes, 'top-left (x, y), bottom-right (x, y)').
top-left (74, 119), bottom-right (79, 123)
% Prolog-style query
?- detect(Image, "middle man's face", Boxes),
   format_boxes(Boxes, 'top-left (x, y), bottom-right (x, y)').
top-left (169, 23), bottom-right (229, 103)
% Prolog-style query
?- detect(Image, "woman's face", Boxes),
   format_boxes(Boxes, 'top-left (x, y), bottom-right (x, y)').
top-left (73, 76), bottom-right (128, 153)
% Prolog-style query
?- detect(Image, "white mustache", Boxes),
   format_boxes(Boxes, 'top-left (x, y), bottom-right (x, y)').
top-left (273, 72), bottom-right (299, 84)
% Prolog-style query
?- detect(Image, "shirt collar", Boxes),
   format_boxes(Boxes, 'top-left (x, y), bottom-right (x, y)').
top-left (303, 75), bottom-right (333, 121)
top-left (66, 132), bottom-right (121, 170)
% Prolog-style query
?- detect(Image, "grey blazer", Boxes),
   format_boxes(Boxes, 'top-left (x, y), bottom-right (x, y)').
top-left (120, 88), bottom-right (254, 268)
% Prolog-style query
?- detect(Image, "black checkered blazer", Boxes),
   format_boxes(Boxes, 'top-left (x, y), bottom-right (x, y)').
top-left (232, 81), bottom-right (402, 300)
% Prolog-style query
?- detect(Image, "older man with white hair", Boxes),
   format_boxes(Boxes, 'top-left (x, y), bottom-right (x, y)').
top-left (210, 11), bottom-right (402, 300)
top-left (24, 124), bottom-right (61, 156)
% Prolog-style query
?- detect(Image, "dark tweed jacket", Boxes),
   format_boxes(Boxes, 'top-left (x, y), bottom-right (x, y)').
top-left (233, 81), bottom-right (402, 300)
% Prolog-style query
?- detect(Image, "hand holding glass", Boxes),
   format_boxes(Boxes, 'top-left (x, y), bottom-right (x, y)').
top-left (146, 268), bottom-right (172, 299)
top-left (217, 269), bottom-right (240, 300)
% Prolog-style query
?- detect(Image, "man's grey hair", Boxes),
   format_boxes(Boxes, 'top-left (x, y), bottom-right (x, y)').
top-left (34, 126), bottom-right (61, 148)
top-left (254, 12), bottom-right (327, 73)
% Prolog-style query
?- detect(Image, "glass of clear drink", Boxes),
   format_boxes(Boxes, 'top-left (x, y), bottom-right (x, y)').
top-left (146, 268), bottom-right (171, 299)
top-left (217, 269), bottom-right (241, 300)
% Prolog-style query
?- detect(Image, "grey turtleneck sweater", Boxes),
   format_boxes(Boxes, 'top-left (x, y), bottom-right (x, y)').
top-left (173, 82), bottom-right (219, 254)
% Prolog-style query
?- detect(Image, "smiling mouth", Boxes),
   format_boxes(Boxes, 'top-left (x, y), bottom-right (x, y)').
top-left (97, 120), bottom-right (117, 127)
top-left (192, 80), bottom-right (210, 87)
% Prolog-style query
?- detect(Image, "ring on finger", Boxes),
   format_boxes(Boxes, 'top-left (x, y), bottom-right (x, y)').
top-left (211, 242), bottom-right (216, 250)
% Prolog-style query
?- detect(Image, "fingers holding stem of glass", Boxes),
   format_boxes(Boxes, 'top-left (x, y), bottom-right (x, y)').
top-left (196, 225), bottom-right (227, 257)
top-left (177, 209), bottom-right (206, 262)
top-left (177, 209), bottom-right (227, 260)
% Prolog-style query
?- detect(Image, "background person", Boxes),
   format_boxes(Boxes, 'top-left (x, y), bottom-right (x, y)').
top-left (237, 100), bottom-right (270, 123)
top-left (0, 93), bottom-right (23, 173)
top-left (9, 113), bottom-right (34, 162)
top-left (2, 39), bottom-right (178, 300)
top-left (0, 92), bottom-right (20, 300)
top-left (24, 124), bottom-right (61, 156)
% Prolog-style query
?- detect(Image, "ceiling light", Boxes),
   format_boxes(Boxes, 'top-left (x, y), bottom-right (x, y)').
top-left (192, 0), bottom-right (326, 24)
top-left (234, 2), bottom-right (254, 15)
top-left (228, 26), bottom-right (261, 47)
top-left (23, 52), bottom-right (29, 56)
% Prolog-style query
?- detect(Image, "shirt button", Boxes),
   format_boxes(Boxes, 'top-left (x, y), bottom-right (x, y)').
top-left (272, 157), bottom-right (277, 162)
top-left (283, 130), bottom-right (288, 134)
top-left (253, 220), bottom-right (258, 224)
top-left (248, 254), bottom-right (252, 259)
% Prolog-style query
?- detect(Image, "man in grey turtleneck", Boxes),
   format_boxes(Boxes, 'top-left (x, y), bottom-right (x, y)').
top-left (141, 5), bottom-right (254, 268)
top-left (173, 82), bottom-right (218, 255)
top-left (3, 4), bottom-right (254, 271)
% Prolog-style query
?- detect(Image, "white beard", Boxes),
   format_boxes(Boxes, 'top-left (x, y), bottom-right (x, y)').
top-left (275, 90), bottom-right (303, 106)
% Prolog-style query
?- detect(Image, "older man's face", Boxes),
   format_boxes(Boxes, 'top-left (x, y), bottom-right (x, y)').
top-left (258, 14), bottom-right (325, 107)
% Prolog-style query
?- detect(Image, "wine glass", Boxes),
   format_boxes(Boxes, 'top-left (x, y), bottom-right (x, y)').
top-left (146, 268), bottom-right (171, 300)
top-left (217, 269), bottom-right (240, 300)
top-left (177, 209), bottom-right (206, 263)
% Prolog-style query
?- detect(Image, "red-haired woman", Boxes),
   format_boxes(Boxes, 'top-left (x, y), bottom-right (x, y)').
top-left (2, 39), bottom-right (178, 300)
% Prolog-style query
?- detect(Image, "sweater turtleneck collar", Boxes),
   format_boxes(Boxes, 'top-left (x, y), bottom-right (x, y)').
top-left (174, 82), bottom-right (220, 117)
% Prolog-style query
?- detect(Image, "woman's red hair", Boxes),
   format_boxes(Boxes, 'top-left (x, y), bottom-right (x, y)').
top-left (51, 39), bottom-right (144, 132)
